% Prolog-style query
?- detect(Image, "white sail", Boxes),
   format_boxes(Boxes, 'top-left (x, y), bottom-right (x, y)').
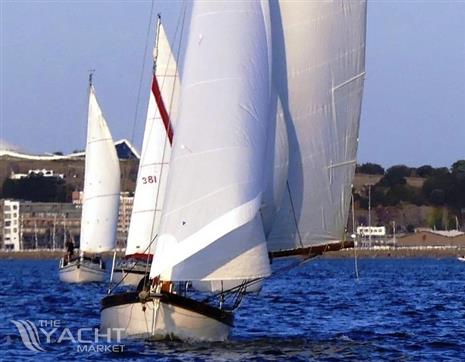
top-left (267, 1), bottom-right (367, 253)
top-left (261, 93), bottom-right (289, 236)
top-left (80, 86), bottom-right (121, 253)
top-left (150, 1), bottom-right (272, 282)
top-left (125, 22), bottom-right (180, 256)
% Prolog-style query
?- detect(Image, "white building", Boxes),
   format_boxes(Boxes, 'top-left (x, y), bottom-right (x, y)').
top-left (356, 226), bottom-right (386, 237)
top-left (71, 191), bottom-right (133, 248)
top-left (1, 200), bottom-right (21, 250)
top-left (10, 169), bottom-right (64, 180)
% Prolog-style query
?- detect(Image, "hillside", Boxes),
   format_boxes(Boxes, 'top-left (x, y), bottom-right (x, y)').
top-left (352, 162), bottom-right (465, 232)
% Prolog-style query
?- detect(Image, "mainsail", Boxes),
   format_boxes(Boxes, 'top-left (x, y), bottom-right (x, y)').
top-left (266, 1), bottom-right (367, 256)
top-left (125, 19), bottom-right (180, 257)
top-left (80, 84), bottom-right (121, 253)
top-left (150, 1), bottom-right (272, 282)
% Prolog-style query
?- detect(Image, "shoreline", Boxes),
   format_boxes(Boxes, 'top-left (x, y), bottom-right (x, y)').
top-left (0, 250), bottom-right (125, 260)
top-left (324, 247), bottom-right (465, 259)
top-left (1, 248), bottom-right (465, 260)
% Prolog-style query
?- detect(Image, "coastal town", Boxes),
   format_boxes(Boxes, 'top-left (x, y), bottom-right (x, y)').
top-left (1, 142), bottom-right (464, 256)
top-left (2, 0), bottom-right (465, 358)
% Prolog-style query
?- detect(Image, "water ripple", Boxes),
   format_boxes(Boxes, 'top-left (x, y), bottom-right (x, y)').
top-left (1, 258), bottom-right (465, 360)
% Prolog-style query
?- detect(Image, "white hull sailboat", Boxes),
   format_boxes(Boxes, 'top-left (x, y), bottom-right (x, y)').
top-left (101, 290), bottom-right (232, 341)
top-left (59, 256), bottom-right (106, 283)
top-left (59, 73), bottom-right (121, 284)
top-left (112, 254), bottom-right (152, 286)
top-left (111, 270), bottom-right (143, 287)
top-left (102, 3), bottom-right (271, 340)
top-left (102, 0), bottom-right (366, 341)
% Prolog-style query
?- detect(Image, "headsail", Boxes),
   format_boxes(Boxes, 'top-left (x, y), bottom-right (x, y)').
top-left (80, 84), bottom-right (121, 253)
top-left (150, 1), bottom-right (272, 282)
top-left (267, 1), bottom-right (367, 255)
top-left (125, 19), bottom-right (180, 256)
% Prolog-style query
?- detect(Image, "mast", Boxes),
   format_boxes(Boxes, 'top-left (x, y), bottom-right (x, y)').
top-left (89, 69), bottom-right (94, 88)
top-left (153, 14), bottom-right (161, 74)
top-left (34, 220), bottom-right (38, 250)
top-left (368, 184), bottom-right (372, 246)
top-left (63, 213), bottom-right (67, 248)
top-left (52, 214), bottom-right (56, 250)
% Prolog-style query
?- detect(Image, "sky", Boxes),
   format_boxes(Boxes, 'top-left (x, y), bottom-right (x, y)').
top-left (1, 1), bottom-right (464, 168)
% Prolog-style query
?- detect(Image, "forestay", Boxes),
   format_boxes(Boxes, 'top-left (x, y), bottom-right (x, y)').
top-left (80, 86), bottom-right (121, 253)
top-left (150, 1), bottom-right (272, 281)
top-left (125, 21), bottom-right (180, 256)
top-left (266, 1), bottom-right (367, 253)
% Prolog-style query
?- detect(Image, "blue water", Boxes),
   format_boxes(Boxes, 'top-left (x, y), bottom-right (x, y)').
top-left (1, 258), bottom-right (465, 361)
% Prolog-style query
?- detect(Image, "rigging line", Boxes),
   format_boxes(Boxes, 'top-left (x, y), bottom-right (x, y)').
top-left (203, 255), bottom-right (317, 308)
top-left (108, 233), bottom-right (158, 294)
top-left (286, 181), bottom-right (304, 249)
top-left (129, 0), bottom-right (156, 147)
top-left (204, 254), bottom-right (315, 303)
top-left (351, 192), bottom-right (360, 280)
top-left (158, 1), bottom-right (186, 93)
top-left (138, 0), bottom-right (183, 165)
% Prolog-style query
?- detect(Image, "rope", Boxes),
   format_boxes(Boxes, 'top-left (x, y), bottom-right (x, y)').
top-left (202, 255), bottom-right (317, 310)
top-left (129, 0), bottom-right (156, 146)
top-left (286, 181), bottom-right (304, 249)
top-left (351, 192), bottom-right (360, 280)
top-left (107, 234), bottom-right (157, 294)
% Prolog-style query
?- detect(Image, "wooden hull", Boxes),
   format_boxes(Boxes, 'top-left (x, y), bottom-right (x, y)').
top-left (59, 258), bottom-right (105, 283)
top-left (100, 291), bottom-right (232, 341)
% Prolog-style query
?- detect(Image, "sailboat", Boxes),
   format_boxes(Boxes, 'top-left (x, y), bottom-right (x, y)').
top-left (101, 0), bottom-right (366, 341)
top-left (112, 15), bottom-right (180, 287)
top-left (59, 74), bottom-right (121, 283)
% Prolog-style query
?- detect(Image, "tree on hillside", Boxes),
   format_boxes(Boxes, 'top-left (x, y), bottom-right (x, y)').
top-left (451, 160), bottom-right (465, 180)
top-left (378, 165), bottom-right (411, 187)
top-left (356, 163), bottom-right (385, 175)
top-left (384, 184), bottom-right (416, 206)
top-left (416, 165), bottom-right (434, 178)
top-left (422, 173), bottom-right (454, 206)
top-left (449, 160), bottom-right (465, 210)
top-left (1, 175), bottom-right (73, 202)
top-left (432, 167), bottom-right (449, 176)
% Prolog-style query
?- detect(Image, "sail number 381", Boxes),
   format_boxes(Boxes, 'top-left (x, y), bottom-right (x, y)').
top-left (141, 176), bottom-right (157, 184)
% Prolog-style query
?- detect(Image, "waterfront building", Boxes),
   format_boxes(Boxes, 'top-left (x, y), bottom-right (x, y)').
top-left (398, 229), bottom-right (465, 248)
top-left (0, 194), bottom-right (134, 251)
top-left (71, 192), bottom-right (134, 249)
top-left (0, 200), bottom-right (21, 250)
